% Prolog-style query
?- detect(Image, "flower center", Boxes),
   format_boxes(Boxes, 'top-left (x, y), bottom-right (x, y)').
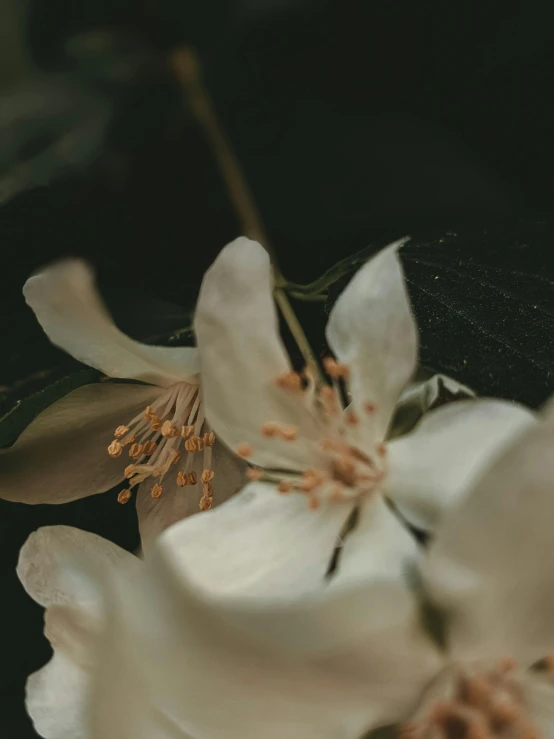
top-left (401, 660), bottom-right (539, 739)
top-left (238, 360), bottom-right (387, 509)
top-left (107, 381), bottom-right (216, 510)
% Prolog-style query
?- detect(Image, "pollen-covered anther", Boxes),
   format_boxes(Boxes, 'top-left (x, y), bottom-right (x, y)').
top-left (185, 436), bottom-right (204, 453)
top-left (278, 425), bottom-right (299, 441)
top-left (323, 357), bottom-right (349, 379)
top-left (181, 425), bottom-right (194, 439)
top-left (151, 483), bottom-right (163, 499)
top-left (275, 371), bottom-right (303, 393)
top-left (171, 451), bottom-right (181, 465)
top-left (201, 469), bottom-right (215, 484)
top-left (246, 467), bottom-right (264, 481)
top-left (277, 480), bottom-right (293, 494)
top-left (161, 421), bottom-right (179, 438)
top-left (128, 443), bottom-right (144, 459)
top-left (117, 489), bottom-right (132, 504)
top-left (203, 431), bottom-right (216, 447)
top-left (124, 464), bottom-right (135, 479)
top-left (177, 471), bottom-right (198, 486)
top-left (344, 409), bottom-right (360, 426)
top-left (122, 435), bottom-right (136, 447)
top-left (261, 422), bottom-right (279, 437)
top-left (114, 425), bottom-right (130, 439)
top-left (108, 440), bottom-right (123, 457)
top-left (199, 495), bottom-right (212, 511)
top-left (150, 417), bottom-right (162, 431)
top-left (143, 440), bottom-right (157, 456)
top-left (236, 442), bottom-right (254, 458)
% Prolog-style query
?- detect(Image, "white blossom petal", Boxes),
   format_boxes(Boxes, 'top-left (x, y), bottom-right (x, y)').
top-left (386, 399), bottom-right (536, 531)
top-left (194, 237), bottom-right (322, 471)
top-left (0, 382), bottom-right (162, 503)
top-left (332, 496), bottom-right (421, 588)
top-left (156, 481), bottom-right (353, 598)
top-left (520, 673), bottom-right (554, 736)
top-left (17, 526), bottom-right (140, 739)
top-left (136, 439), bottom-right (246, 547)
top-left (422, 396), bottom-right (554, 665)
top-left (326, 239), bottom-right (418, 443)
top-left (24, 259), bottom-right (198, 387)
top-left (89, 539), bottom-right (441, 739)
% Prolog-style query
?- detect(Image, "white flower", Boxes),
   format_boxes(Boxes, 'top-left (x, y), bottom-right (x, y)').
top-left (0, 259), bottom-right (244, 544)
top-left (16, 237), bottom-right (544, 739)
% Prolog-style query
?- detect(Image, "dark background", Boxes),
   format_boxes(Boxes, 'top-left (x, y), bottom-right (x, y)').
top-left (0, 0), bottom-right (553, 736)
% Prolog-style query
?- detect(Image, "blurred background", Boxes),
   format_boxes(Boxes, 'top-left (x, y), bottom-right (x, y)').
top-left (0, 1), bottom-right (553, 735)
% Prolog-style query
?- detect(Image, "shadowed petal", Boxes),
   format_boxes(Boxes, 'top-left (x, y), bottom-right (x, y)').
top-left (0, 382), bottom-right (162, 503)
top-left (194, 238), bottom-right (322, 472)
top-left (386, 399), bottom-right (535, 531)
top-left (326, 239), bottom-right (418, 444)
top-left (24, 259), bottom-right (198, 387)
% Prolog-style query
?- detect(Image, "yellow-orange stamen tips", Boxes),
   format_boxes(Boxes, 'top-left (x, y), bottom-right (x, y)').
top-left (246, 467), bottom-right (263, 481)
top-left (108, 440), bottom-right (123, 457)
top-left (236, 442), bottom-right (253, 458)
top-left (277, 480), bottom-right (293, 493)
top-left (275, 371), bottom-right (303, 393)
top-left (114, 425), bottom-right (129, 439)
top-left (117, 489), bottom-right (132, 504)
top-left (124, 464), bottom-right (135, 479)
top-left (144, 406), bottom-right (155, 420)
top-left (122, 435), bottom-right (136, 446)
top-left (344, 409), bottom-right (359, 425)
top-left (151, 484), bottom-right (163, 499)
top-left (279, 425), bottom-right (298, 441)
top-left (203, 431), bottom-right (216, 446)
top-left (261, 422), bottom-right (279, 437)
top-left (201, 469), bottom-right (215, 484)
top-left (323, 357), bottom-right (349, 379)
top-left (177, 471), bottom-right (198, 487)
top-left (161, 421), bottom-right (179, 438)
top-left (143, 440), bottom-right (157, 456)
top-left (150, 416), bottom-right (162, 431)
top-left (129, 443), bottom-right (144, 459)
top-left (181, 424), bottom-right (194, 439)
top-left (185, 436), bottom-right (204, 452)
top-left (199, 494), bottom-right (213, 511)
top-left (364, 401), bottom-right (376, 414)
top-left (171, 451), bottom-right (181, 465)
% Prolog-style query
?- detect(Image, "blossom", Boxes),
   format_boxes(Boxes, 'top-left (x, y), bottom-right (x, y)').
top-left (15, 237), bottom-right (545, 739)
top-left (0, 259), bottom-right (244, 544)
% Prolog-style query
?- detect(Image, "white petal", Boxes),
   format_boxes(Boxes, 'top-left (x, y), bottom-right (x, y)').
top-left (332, 496), bottom-right (421, 588)
top-left (386, 399), bottom-right (536, 531)
top-left (326, 239), bottom-right (418, 443)
top-left (18, 526), bottom-right (140, 739)
top-left (194, 237), bottom-right (322, 471)
top-left (156, 481), bottom-right (352, 598)
top-left (89, 541), bottom-right (441, 739)
top-left (136, 438), bottom-right (247, 548)
top-left (422, 397), bottom-right (554, 665)
top-left (24, 259), bottom-right (198, 387)
top-left (0, 382), bottom-right (162, 503)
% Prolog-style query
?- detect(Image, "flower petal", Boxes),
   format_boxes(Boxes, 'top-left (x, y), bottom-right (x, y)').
top-left (388, 372), bottom-right (475, 440)
top-left (136, 439), bottom-right (247, 547)
top-left (194, 237), bottom-right (322, 471)
top-left (385, 399), bottom-right (536, 532)
top-left (326, 239), bottom-right (418, 443)
top-left (17, 525), bottom-right (140, 739)
top-left (156, 481), bottom-right (353, 598)
top-left (332, 496), bottom-right (421, 588)
top-left (88, 538), bottom-right (441, 739)
top-left (24, 259), bottom-right (198, 387)
top-left (422, 397), bottom-right (554, 665)
top-left (520, 673), bottom-right (554, 736)
top-left (0, 382), bottom-right (162, 503)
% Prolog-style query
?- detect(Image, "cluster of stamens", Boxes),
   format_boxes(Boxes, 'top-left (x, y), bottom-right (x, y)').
top-left (400, 661), bottom-right (539, 739)
top-left (108, 382), bottom-right (215, 509)
top-left (239, 358), bottom-right (386, 510)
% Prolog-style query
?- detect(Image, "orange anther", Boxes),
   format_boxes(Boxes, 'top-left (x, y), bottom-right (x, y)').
top-left (151, 484), bottom-right (163, 499)
top-left (279, 425), bottom-right (298, 441)
top-left (161, 421), bottom-right (179, 438)
top-left (114, 425), bottom-right (130, 439)
top-left (108, 440), bottom-right (123, 458)
top-left (275, 371), bottom-right (303, 393)
top-left (129, 443), bottom-right (144, 459)
top-left (203, 431), bottom-right (216, 446)
top-left (201, 469), bottom-right (215, 484)
top-left (246, 467), bottom-right (263, 481)
top-left (117, 489), bottom-right (132, 504)
top-left (236, 442), bottom-right (254, 458)
top-left (261, 422), bottom-right (279, 437)
top-left (277, 480), bottom-right (293, 493)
